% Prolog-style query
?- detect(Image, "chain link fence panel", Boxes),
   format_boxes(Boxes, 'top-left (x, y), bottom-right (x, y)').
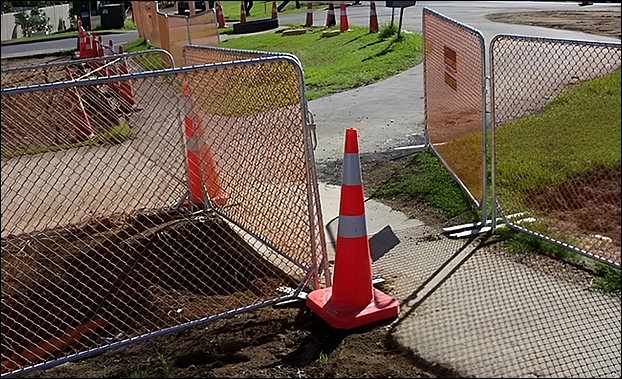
top-left (183, 45), bottom-right (302, 67)
top-left (491, 35), bottom-right (621, 268)
top-left (1, 55), bottom-right (326, 376)
top-left (1, 50), bottom-right (175, 90)
top-left (423, 8), bottom-right (487, 212)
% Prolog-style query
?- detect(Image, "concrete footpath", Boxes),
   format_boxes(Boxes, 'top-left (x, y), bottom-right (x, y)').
top-left (302, 2), bottom-right (621, 378)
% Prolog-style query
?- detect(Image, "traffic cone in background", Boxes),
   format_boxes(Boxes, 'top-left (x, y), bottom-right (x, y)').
top-left (306, 128), bottom-right (400, 329)
top-left (115, 45), bottom-right (135, 113)
top-left (304, 2), bottom-right (313, 27)
top-left (271, 1), bottom-right (278, 19)
top-left (216, 1), bottom-right (226, 28)
top-left (97, 36), bottom-right (104, 57)
top-left (325, 2), bottom-right (336, 27)
top-left (76, 18), bottom-right (86, 54)
top-left (240, 1), bottom-right (247, 23)
top-left (369, 1), bottom-right (379, 33)
top-left (64, 68), bottom-right (93, 141)
top-left (182, 81), bottom-right (230, 207)
top-left (340, 2), bottom-right (349, 32)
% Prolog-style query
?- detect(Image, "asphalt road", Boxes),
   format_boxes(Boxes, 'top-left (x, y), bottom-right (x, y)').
top-left (0, 30), bottom-right (139, 59)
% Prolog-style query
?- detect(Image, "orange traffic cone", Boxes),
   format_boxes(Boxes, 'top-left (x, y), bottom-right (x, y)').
top-left (240, 1), bottom-right (246, 23)
top-left (182, 81), bottom-right (230, 207)
top-left (115, 46), bottom-right (135, 113)
top-left (325, 2), bottom-right (336, 27)
top-left (64, 68), bottom-right (93, 141)
top-left (340, 2), bottom-right (349, 32)
top-left (369, 1), bottom-right (379, 33)
top-left (97, 36), bottom-right (104, 57)
top-left (216, 1), bottom-right (226, 28)
top-left (304, 2), bottom-right (313, 27)
top-left (306, 128), bottom-right (400, 329)
top-left (271, 1), bottom-right (277, 19)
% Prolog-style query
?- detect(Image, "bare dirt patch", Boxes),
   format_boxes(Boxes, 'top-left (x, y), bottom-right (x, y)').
top-left (485, 10), bottom-right (622, 40)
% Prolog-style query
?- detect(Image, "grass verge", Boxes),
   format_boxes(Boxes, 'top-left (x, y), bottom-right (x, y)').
top-left (495, 69), bottom-right (621, 200)
top-left (221, 24), bottom-right (422, 100)
top-left (369, 149), bottom-right (476, 219)
top-left (123, 38), bottom-right (151, 53)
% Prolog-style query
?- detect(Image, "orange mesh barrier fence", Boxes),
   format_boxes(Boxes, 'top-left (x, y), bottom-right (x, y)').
top-left (423, 8), bottom-right (486, 208)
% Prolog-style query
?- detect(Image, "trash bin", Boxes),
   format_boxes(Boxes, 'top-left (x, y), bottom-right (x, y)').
top-left (100, 4), bottom-right (125, 30)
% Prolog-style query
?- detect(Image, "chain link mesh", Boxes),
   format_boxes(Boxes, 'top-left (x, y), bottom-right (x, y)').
top-left (1, 55), bottom-right (324, 376)
top-left (491, 35), bottom-right (621, 267)
top-left (391, 239), bottom-right (621, 378)
top-left (183, 45), bottom-right (302, 66)
top-left (423, 8), bottom-right (486, 207)
top-left (131, 1), bottom-right (219, 65)
top-left (1, 50), bottom-right (175, 90)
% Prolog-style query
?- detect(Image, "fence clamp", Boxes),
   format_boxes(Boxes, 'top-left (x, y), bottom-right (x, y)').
top-left (306, 109), bottom-right (317, 150)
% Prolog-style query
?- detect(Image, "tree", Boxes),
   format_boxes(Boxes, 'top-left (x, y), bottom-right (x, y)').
top-left (14, 6), bottom-right (52, 37)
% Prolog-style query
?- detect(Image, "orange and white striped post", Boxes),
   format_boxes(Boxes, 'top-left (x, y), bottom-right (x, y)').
top-left (64, 68), bottom-right (93, 141)
top-left (271, 1), bottom-right (278, 19)
top-left (115, 45), bottom-right (135, 113)
top-left (325, 2), bottom-right (336, 27)
top-left (369, 1), bottom-right (379, 33)
top-left (306, 128), bottom-right (399, 329)
top-left (339, 2), bottom-right (349, 32)
top-left (216, 1), bottom-right (226, 28)
top-left (240, 1), bottom-right (247, 23)
top-left (304, 2), bottom-right (313, 27)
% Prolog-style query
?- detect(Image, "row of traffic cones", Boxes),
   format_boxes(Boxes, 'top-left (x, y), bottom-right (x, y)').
top-left (238, 1), bottom-right (278, 24)
top-left (69, 19), bottom-right (135, 141)
top-left (218, 2), bottom-right (378, 32)
top-left (303, 2), bottom-right (378, 33)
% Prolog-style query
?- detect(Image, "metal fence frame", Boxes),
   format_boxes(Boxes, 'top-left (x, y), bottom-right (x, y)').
top-left (0, 49), bottom-right (176, 74)
top-left (1, 49), bottom-right (176, 89)
top-left (1, 54), bottom-right (328, 377)
top-left (490, 34), bottom-right (621, 269)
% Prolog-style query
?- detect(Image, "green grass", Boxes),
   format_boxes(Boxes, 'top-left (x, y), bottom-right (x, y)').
top-left (495, 69), bottom-right (621, 204)
top-left (369, 149), bottom-right (476, 218)
top-left (317, 351), bottom-right (330, 364)
top-left (221, 25), bottom-right (422, 100)
top-left (112, 352), bottom-right (170, 378)
top-left (592, 263), bottom-right (622, 293)
top-left (1, 123), bottom-right (136, 160)
top-left (123, 38), bottom-right (150, 53)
